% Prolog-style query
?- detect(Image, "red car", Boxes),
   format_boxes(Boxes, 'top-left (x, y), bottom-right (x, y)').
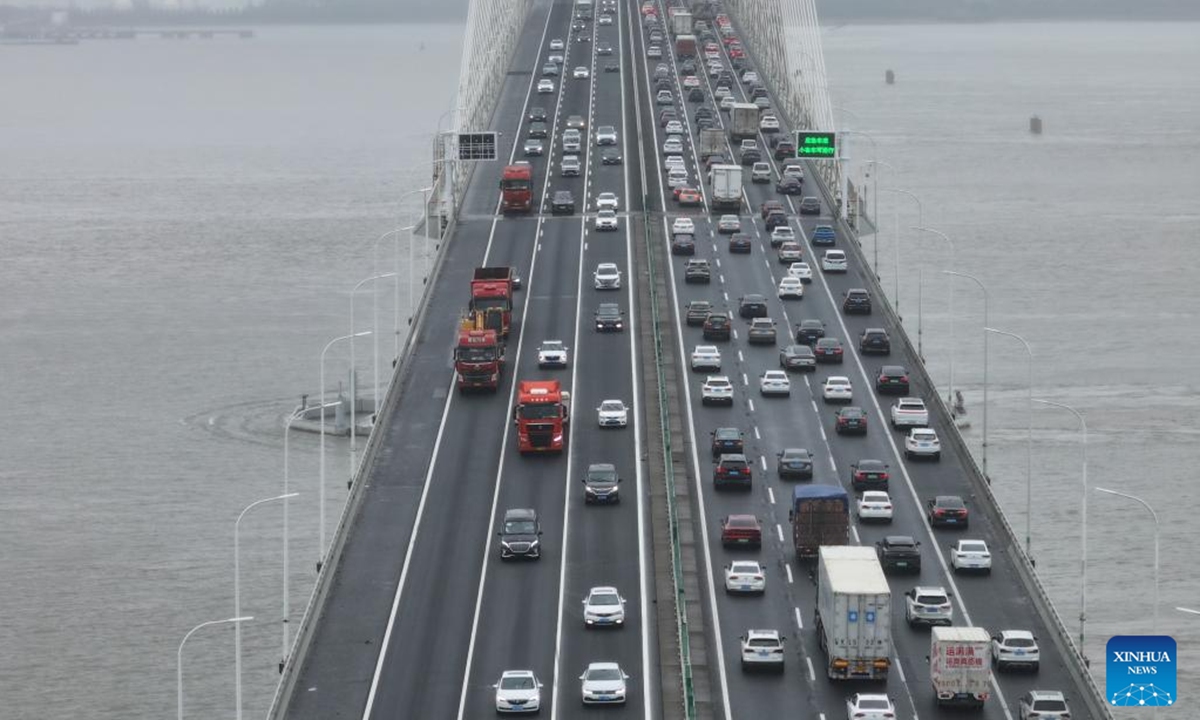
top-left (678, 189), bottom-right (703, 206)
top-left (720, 514), bottom-right (762, 548)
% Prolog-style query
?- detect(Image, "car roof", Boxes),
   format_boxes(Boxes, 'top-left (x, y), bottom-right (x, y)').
top-left (935, 495), bottom-right (965, 505)
top-left (505, 508), bottom-right (537, 520)
top-left (587, 462), bottom-right (616, 472)
top-left (858, 458), bottom-right (886, 468)
top-left (816, 337), bottom-right (841, 345)
top-left (714, 427), bottom-right (740, 436)
top-left (586, 661), bottom-right (621, 671)
top-left (726, 513), bottom-right (758, 524)
top-left (884, 535), bottom-right (915, 544)
top-left (1028, 690), bottom-right (1066, 700)
top-left (741, 294), bottom-right (765, 302)
top-left (881, 365), bottom-right (907, 373)
top-left (862, 490), bottom-right (889, 499)
top-left (729, 560), bottom-right (761, 569)
top-left (999, 629), bottom-right (1036, 640)
top-left (826, 375), bottom-right (850, 383)
top-left (718, 453), bottom-right (748, 462)
top-left (913, 585), bottom-right (948, 594)
top-left (587, 585), bottom-right (619, 595)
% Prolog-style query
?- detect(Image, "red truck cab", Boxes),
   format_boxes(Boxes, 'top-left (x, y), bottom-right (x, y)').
top-left (514, 380), bottom-right (570, 453)
top-left (499, 162), bottom-right (533, 213)
top-left (454, 326), bottom-right (503, 392)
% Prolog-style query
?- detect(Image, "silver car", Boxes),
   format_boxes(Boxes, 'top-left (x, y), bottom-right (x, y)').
top-left (523, 139), bottom-right (544, 156)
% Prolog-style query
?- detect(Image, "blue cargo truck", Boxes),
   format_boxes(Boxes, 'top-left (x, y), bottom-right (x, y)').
top-left (789, 485), bottom-right (849, 560)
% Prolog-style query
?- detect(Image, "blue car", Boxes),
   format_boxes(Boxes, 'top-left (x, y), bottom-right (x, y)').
top-left (812, 225), bottom-right (836, 246)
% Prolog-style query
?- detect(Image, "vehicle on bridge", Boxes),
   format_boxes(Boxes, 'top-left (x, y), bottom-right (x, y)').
top-left (499, 162), bottom-right (534, 213)
top-left (454, 325), bottom-right (504, 392)
top-left (930, 626), bottom-right (992, 708)
top-left (469, 267), bottom-right (518, 337)
top-left (815, 546), bottom-right (892, 680)
top-left (788, 484), bottom-right (848, 561)
top-left (513, 380), bottom-right (570, 454)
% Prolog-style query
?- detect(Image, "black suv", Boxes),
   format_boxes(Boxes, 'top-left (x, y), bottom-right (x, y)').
top-left (776, 448), bottom-right (814, 480)
top-left (795, 319), bottom-right (826, 345)
top-left (498, 508), bottom-right (542, 560)
top-left (850, 459), bottom-right (890, 491)
top-left (764, 211), bottom-right (789, 232)
top-left (798, 196), bottom-right (821, 215)
top-left (582, 463), bottom-right (621, 504)
top-left (528, 121), bottom-right (548, 139)
top-left (876, 535), bottom-right (921, 573)
top-left (843, 288), bottom-right (872, 314)
top-left (703, 312), bottom-right (731, 341)
top-left (711, 427), bottom-right (745, 459)
top-left (859, 328), bottom-right (891, 355)
top-left (594, 303), bottom-right (624, 332)
top-left (685, 301), bottom-right (712, 326)
top-left (775, 176), bottom-right (803, 195)
top-left (714, 454), bottom-right (752, 490)
top-left (875, 365), bottom-right (910, 394)
top-left (685, 259), bottom-right (711, 283)
top-left (528, 107), bottom-right (547, 122)
top-left (600, 147), bottom-right (623, 165)
top-left (672, 233), bottom-right (696, 255)
top-left (738, 294), bottom-right (768, 318)
top-left (928, 495), bottom-right (969, 528)
top-left (551, 190), bottom-right (575, 215)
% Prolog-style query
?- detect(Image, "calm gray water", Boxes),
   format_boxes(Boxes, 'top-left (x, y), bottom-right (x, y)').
top-left (0, 21), bottom-right (1196, 720)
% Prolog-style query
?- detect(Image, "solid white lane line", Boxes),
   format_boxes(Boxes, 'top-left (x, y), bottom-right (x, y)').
top-left (362, 4), bottom-right (558, 716)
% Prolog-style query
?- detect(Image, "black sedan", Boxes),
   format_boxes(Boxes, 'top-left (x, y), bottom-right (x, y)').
top-left (775, 176), bottom-right (803, 195)
top-left (728, 233), bottom-right (752, 254)
top-left (776, 448), bottom-right (814, 480)
top-left (813, 337), bottom-right (844, 364)
top-left (795, 319), bottom-right (826, 345)
top-left (875, 365), bottom-right (910, 394)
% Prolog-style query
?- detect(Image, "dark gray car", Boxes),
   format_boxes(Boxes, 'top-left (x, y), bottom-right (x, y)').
top-left (498, 508), bottom-right (542, 560)
top-left (583, 463), bottom-right (621, 504)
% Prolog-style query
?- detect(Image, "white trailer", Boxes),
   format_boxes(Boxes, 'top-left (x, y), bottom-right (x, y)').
top-left (729, 103), bottom-right (760, 141)
top-left (815, 546), bottom-right (892, 680)
top-left (930, 626), bottom-right (992, 709)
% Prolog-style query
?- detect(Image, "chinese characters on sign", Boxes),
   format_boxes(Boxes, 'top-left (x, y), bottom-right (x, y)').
top-left (794, 132), bottom-right (837, 158)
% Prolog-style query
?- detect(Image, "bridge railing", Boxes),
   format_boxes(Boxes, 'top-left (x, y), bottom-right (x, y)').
top-left (644, 201), bottom-right (698, 720)
top-left (265, 171), bottom-right (461, 720)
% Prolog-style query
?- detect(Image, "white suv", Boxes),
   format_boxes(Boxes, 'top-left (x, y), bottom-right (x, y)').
top-left (740, 629), bottom-right (785, 671)
top-left (904, 427), bottom-right (941, 460)
top-left (904, 586), bottom-right (953, 627)
top-left (890, 397), bottom-right (929, 428)
top-left (593, 262), bottom-right (621, 289)
top-left (992, 630), bottom-right (1040, 673)
top-left (701, 376), bottom-right (734, 405)
top-left (596, 192), bottom-right (619, 210)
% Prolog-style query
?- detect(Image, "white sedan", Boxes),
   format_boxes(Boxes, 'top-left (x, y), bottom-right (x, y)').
top-left (573, 66), bottom-right (590, 79)
top-left (950, 539), bottom-right (992, 574)
top-left (537, 340), bottom-right (569, 368)
top-left (759, 370), bottom-right (791, 397)
top-left (494, 670), bottom-right (543, 714)
top-left (663, 155), bottom-right (686, 172)
top-left (663, 137), bottom-right (684, 154)
top-left (770, 226), bottom-right (795, 244)
top-left (856, 491), bottom-right (894, 523)
top-left (582, 586), bottom-right (626, 627)
top-left (596, 399), bottom-right (629, 428)
top-left (821, 249), bottom-right (848, 272)
top-left (787, 262), bottom-right (813, 282)
top-left (716, 214), bottom-right (741, 233)
top-left (672, 217), bottom-right (695, 234)
top-left (690, 344), bottom-right (722, 371)
top-left (719, 95), bottom-right (736, 110)
top-left (759, 114), bottom-right (780, 132)
top-left (594, 209), bottom-right (619, 231)
top-left (580, 662), bottom-right (629, 705)
top-left (846, 693), bottom-right (897, 720)
top-left (664, 120), bottom-right (684, 134)
top-left (701, 375), bottom-right (734, 405)
top-left (778, 276), bottom-right (804, 299)
top-left (537, 79), bottom-right (556, 93)
top-left (821, 376), bottom-right (853, 403)
top-left (596, 192), bottom-right (620, 211)
top-left (904, 427), bottom-right (941, 460)
top-left (724, 560), bottom-right (766, 594)
top-left (549, 38), bottom-right (565, 50)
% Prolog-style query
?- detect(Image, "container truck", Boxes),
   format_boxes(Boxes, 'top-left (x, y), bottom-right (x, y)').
top-left (788, 485), bottom-right (849, 560)
top-left (513, 380), bottom-right (570, 453)
top-left (499, 162), bottom-right (533, 213)
top-left (815, 546), bottom-right (891, 680)
top-left (671, 10), bottom-right (692, 36)
top-left (930, 626), bottom-right (992, 709)
top-left (729, 103), bottom-right (760, 141)
top-left (697, 127), bottom-right (726, 161)
top-left (709, 164), bottom-right (742, 212)
top-left (675, 34), bottom-right (696, 58)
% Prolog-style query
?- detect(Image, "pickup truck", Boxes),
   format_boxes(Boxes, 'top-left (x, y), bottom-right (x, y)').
top-left (890, 397), bottom-right (929, 429)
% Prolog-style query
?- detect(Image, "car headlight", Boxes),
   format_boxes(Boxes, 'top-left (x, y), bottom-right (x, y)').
top-left (501, 541), bottom-right (512, 550)
top-left (529, 539), bottom-right (540, 549)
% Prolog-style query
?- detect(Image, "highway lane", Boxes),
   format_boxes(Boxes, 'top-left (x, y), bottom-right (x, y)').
top-left (455, 3), bottom-right (654, 717)
top-left (357, 1), bottom-right (579, 717)
top-left (642, 3), bottom-right (1105, 719)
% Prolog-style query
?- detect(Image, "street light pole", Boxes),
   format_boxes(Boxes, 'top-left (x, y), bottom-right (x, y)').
top-left (1033, 398), bottom-right (1088, 657)
top-left (234, 493), bottom-right (297, 720)
top-left (178, 616), bottom-right (252, 720)
top-left (831, 106), bottom-right (863, 225)
top-left (280, 411), bottom-right (305, 671)
top-left (912, 227), bottom-right (955, 394)
top-left (866, 161), bottom-right (897, 308)
top-left (986, 327), bottom-right (1034, 560)
top-left (841, 130), bottom-right (880, 274)
top-left (1095, 487), bottom-right (1159, 634)
top-left (944, 270), bottom-right (990, 478)
top-left (350, 273), bottom-right (398, 480)
top-left (318, 330), bottom-right (371, 572)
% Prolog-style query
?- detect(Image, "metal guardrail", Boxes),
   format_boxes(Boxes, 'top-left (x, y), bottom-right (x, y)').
top-left (644, 201), bottom-right (698, 720)
top-left (804, 170), bottom-right (1114, 720)
top-left (265, 202), bottom-right (460, 720)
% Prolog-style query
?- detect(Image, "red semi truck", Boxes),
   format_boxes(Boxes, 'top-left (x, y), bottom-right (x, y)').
top-left (468, 267), bottom-right (518, 338)
top-left (453, 325), bottom-right (504, 392)
top-left (499, 162), bottom-right (534, 213)
top-left (513, 380), bottom-right (570, 454)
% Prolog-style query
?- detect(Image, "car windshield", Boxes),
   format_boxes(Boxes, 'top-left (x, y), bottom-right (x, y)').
top-left (504, 520), bottom-right (536, 534)
top-left (501, 676), bottom-right (535, 690)
top-left (456, 347), bottom-right (497, 363)
top-left (519, 404), bottom-right (560, 420)
top-left (587, 667), bottom-right (622, 682)
top-left (600, 401), bottom-right (624, 412)
top-left (541, 342), bottom-right (563, 352)
top-left (588, 468), bottom-right (617, 483)
top-left (1033, 700), bottom-right (1068, 712)
top-left (591, 592), bottom-right (620, 606)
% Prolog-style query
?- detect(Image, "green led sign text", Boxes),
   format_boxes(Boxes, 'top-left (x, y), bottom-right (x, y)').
top-left (795, 132), bottom-right (837, 158)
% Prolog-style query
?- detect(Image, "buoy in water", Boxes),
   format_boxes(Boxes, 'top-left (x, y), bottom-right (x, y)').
top-left (1030, 115), bottom-right (1043, 134)
top-left (885, 69), bottom-right (895, 85)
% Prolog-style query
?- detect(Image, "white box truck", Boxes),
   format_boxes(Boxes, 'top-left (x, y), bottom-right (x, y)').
top-left (729, 103), bottom-right (760, 141)
top-left (697, 127), bottom-right (726, 161)
top-left (671, 10), bottom-right (693, 36)
top-left (815, 546), bottom-right (892, 680)
top-left (709, 164), bottom-right (742, 211)
top-left (930, 626), bottom-right (992, 709)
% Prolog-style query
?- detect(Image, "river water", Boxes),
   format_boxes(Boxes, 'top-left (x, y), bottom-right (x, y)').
top-left (0, 21), bottom-right (1196, 720)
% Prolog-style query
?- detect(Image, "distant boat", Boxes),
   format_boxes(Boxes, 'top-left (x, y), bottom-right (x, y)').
top-left (419, 41), bottom-right (425, 51)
